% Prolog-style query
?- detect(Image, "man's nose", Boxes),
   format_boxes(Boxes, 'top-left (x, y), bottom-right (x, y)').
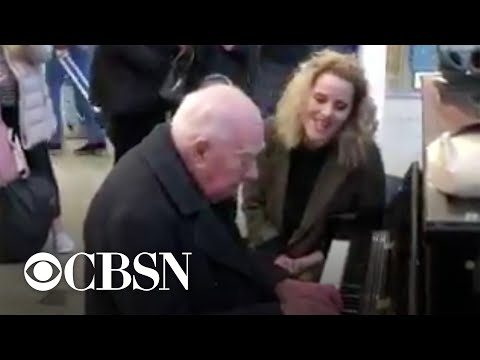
top-left (244, 162), bottom-right (259, 181)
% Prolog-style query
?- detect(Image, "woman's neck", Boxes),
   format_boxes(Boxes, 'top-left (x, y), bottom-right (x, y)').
top-left (301, 137), bottom-right (338, 153)
top-left (302, 138), bottom-right (326, 151)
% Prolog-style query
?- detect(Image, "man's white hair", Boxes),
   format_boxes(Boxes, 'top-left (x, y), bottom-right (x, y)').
top-left (171, 84), bottom-right (260, 149)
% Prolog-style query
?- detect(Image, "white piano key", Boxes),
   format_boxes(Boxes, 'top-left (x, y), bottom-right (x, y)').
top-left (320, 240), bottom-right (351, 289)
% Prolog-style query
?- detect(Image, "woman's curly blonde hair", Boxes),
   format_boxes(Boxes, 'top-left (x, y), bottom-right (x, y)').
top-left (274, 49), bottom-right (378, 169)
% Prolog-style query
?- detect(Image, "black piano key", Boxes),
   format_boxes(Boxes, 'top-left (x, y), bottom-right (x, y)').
top-left (342, 309), bottom-right (360, 315)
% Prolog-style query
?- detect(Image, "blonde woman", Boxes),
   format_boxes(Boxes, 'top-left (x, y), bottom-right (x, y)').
top-left (0, 45), bottom-right (75, 254)
top-left (242, 50), bottom-right (385, 280)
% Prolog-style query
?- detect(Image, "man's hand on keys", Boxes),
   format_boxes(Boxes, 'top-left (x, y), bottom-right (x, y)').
top-left (275, 279), bottom-right (343, 315)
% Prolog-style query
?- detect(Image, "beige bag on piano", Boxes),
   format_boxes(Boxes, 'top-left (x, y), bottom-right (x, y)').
top-left (427, 124), bottom-right (480, 199)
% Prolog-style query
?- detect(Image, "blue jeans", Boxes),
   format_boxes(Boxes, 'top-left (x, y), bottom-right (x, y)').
top-left (46, 45), bottom-right (105, 145)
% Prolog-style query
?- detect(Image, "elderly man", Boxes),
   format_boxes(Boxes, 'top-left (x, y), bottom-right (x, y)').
top-left (83, 84), bottom-right (342, 315)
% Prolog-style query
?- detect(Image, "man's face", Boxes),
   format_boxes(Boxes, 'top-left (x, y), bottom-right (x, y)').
top-left (198, 123), bottom-right (264, 203)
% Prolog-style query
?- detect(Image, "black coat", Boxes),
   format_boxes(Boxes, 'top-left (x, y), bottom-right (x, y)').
top-left (312, 45), bottom-right (359, 54)
top-left (260, 45), bottom-right (312, 67)
top-left (83, 123), bottom-right (286, 315)
top-left (189, 45), bottom-right (259, 95)
top-left (90, 45), bottom-right (179, 120)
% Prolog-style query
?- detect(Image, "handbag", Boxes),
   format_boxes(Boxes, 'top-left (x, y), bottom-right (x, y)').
top-left (159, 46), bottom-right (195, 105)
top-left (200, 73), bottom-right (234, 88)
top-left (0, 175), bottom-right (57, 263)
top-left (0, 114), bottom-right (55, 263)
top-left (0, 116), bottom-right (29, 187)
top-left (427, 123), bottom-right (480, 199)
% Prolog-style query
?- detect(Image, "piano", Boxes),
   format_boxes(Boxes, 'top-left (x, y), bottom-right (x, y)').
top-left (318, 72), bottom-right (480, 315)
top-left (320, 232), bottom-right (395, 315)
top-left (320, 163), bottom-right (423, 316)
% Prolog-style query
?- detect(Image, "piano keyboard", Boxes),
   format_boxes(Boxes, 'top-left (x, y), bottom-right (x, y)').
top-left (341, 283), bottom-right (362, 315)
top-left (320, 231), bottom-right (393, 315)
top-left (320, 240), bottom-right (351, 289)
top-left (319, 240), bottom-right (359, 315)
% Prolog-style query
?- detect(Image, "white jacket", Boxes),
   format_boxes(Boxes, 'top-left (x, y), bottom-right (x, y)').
top-left (2, 45), bottom-right (57, 150)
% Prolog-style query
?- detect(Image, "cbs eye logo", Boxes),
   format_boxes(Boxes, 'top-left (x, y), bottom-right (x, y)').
top-left (24, 253), bottom-right (63, 292)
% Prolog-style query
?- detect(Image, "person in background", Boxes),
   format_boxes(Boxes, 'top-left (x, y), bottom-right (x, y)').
top-left (46, 45), bottom-right (106, 154)
top-left (252, 45), bottom-right (312, 118)
top-left (190, 45), bottom-right (259, 96)
top-left (0, 45), bottom-right (75, 253)
top-left (242, 50), bottom-right (385, 280)
top-left (313, 45), bottom-right (359, 55)
top-left (90, 45), bottom-right (180, 163)
top-left (83, 83), bottom-right (342, 315)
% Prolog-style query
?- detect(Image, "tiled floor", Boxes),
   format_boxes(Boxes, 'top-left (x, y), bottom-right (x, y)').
top-left (0, 96), bottom-right (424, 315)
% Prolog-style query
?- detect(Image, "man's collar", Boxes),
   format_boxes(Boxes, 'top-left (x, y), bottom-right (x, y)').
top-left (139, 123), bottom-right (207, 216)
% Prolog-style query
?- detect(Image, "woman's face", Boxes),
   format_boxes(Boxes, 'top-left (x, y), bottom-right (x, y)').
top-left (301, 72), bottom-right (355, 148)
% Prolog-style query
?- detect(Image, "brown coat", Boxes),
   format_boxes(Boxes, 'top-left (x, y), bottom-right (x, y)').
top-left (242, 129), bottom-right (386, 259)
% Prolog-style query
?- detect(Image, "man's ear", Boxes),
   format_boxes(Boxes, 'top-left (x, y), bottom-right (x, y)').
top-left (192, 139), bottom-right (210, 165)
